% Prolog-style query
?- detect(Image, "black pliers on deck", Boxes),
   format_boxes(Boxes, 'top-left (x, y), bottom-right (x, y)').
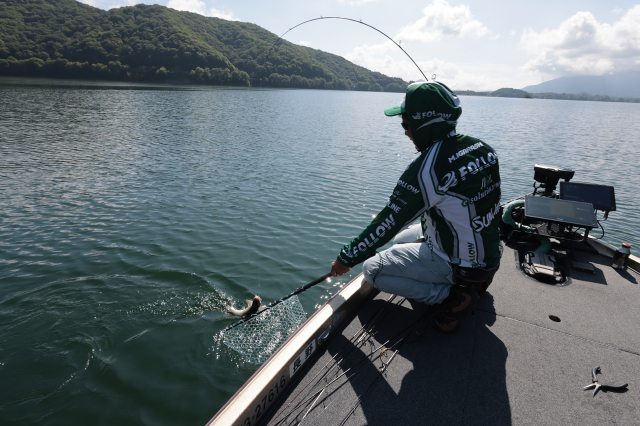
top-left (583, 366), bottom-right (628, 397)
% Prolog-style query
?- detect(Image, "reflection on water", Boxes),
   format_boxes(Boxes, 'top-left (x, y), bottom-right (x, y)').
top-left (1, 77), bottom-right (639, 425)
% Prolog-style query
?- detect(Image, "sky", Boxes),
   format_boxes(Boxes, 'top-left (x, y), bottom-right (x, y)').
top-left (79, 0), bottom-right (640, 91)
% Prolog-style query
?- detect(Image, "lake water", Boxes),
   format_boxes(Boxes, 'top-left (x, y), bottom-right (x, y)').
top-left (1, 77), bottom-right (639, 425)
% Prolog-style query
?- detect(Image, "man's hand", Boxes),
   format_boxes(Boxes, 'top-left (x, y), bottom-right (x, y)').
top-left (331, 259), bottom-right (351, 277)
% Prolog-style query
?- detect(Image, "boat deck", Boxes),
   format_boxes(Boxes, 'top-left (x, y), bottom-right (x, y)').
top-left (262, 240), bottom-right (639, 426)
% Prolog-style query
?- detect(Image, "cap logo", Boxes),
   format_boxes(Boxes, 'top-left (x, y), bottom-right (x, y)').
top-left (412, 111), bottom-right (453, 120)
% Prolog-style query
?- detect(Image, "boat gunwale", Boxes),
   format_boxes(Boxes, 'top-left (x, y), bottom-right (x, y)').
top-left (207, 274), bottom-right (374, 426)
top-left (586, 235), bottom-right (640, 273)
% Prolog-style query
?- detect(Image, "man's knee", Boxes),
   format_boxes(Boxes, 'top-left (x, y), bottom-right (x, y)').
top-left (362, 254), bottom-right (381, 284)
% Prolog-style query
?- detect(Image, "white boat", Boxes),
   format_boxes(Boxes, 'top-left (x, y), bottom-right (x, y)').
top-left (208, 165), bottom-right (639, 426)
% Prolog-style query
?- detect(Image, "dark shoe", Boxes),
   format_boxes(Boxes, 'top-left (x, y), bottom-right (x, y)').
top-left (430, 285), bottom-right (478, 333)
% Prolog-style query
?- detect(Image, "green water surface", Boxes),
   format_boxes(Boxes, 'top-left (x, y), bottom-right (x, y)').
top-left (1, 77), bottom-right (638, 425)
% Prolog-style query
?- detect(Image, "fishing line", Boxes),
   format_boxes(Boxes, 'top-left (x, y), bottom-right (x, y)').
top-left (260, 16), bottom-right (428, 83)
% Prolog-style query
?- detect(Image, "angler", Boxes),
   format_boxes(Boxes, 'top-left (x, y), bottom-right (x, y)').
top-left (330, 81), bottom-right (502, 333)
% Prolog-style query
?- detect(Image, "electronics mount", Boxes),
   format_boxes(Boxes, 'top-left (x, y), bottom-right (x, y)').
top-left (522, 165), bottom-right (616, 241)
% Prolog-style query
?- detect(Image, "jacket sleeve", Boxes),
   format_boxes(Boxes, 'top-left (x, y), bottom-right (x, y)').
top-left (336, 158), bottom-right (427, 267)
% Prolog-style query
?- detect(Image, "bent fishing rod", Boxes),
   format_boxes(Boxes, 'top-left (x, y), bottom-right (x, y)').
top-left (259, 16), bottom-right (428, 83)
top-left (226, 17), bottom-right (424, 332)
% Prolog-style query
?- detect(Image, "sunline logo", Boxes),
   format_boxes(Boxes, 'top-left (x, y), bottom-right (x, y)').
top-left (472, 202), bottom-right (501, 232)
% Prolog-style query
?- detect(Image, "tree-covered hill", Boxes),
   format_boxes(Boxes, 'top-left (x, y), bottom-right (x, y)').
top-left (490, 88), bottom-right (527, 98)
top-left (0, 0), bottom-right (408, 91)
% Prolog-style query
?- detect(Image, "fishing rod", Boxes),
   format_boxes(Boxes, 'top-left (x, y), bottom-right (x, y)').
top-left (267, 294), bottom-right (401, 426)
top-left (224, 250), bottom-right (378, 331)
top-left (225, 18), bottom-right (426, 330)
top-left (269, 298), bottom-right (433, 426)
top-left (224, 16), bottom-right (423, 341)
top-left (337, 311), bottom-right (423, 426)
top-left (259, 16), bottom-right (428, 83)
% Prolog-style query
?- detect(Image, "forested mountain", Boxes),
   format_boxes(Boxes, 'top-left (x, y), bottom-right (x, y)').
top-left (0, 0), bottom-right (408, 91)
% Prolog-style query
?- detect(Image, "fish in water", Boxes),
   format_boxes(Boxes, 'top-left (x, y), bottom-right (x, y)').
top-left (228, 295), bottom-right (262, 317)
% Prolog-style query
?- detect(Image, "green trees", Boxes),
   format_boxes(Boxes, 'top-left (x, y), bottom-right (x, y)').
top-left (491, 88), bottom-right (527, 97)
top-left (385, 82), bottom-right (405, 92)
top-left (355, 81), bottom-right (370, 91)
top-left (267, 73), bottom-right (290, 87)
top-left (190, 67), bottom-right (250, 86)
top-left (0, 57), bottom-right (134, 79)
top-left (0, 0), bottom-right (408, 91)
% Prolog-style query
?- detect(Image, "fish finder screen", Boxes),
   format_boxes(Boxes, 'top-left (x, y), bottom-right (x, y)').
top-left (524, 196), bottom-right (599, 228)
top-left (559, 182), bottom-right (616, 212)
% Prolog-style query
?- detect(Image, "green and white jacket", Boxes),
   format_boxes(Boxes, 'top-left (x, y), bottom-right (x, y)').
top-left (337, 133), bottom-right (501, 269)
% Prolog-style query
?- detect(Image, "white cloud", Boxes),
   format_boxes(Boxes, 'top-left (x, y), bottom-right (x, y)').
top-left (520, 6), bottom-right (640, 76)
top-left (166, 0), bottom-right (238, 20)
top-left (209, 6), bottom-right (237, 20)
top-left (344, 41), bottom-right (412, 76)
top-left (344, 45), bottom-right (539, 91)
top-left (107, 0), bottom-right (136, 9)
top-left (396, 0), bottom-right (489, 44)
top-left (346, 40), bottom-right (396, 58)
top-left (167, 0), bottom-right (207, 14)
top-left (344, 0), bottom-right (490, 78)
top-left (78, 0), bottom-right (99, 6)
top-left (338, 0), bottom-right (376, 5)
top-left (299, 41), bottom-right (312, 47)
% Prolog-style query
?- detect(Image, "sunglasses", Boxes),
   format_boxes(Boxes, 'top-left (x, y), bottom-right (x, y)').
top-left (401, 121), bottom-right (410, 131)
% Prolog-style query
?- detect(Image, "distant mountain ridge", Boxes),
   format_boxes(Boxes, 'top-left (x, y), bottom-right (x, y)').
top-left (522, 72), bottom-right (640, 99)
top-left (455, 87), bottom-right (639, 103)
top-left (0, 0), bottom-right (407, 91)
top-left (456, 88), bottom-right (528, 98)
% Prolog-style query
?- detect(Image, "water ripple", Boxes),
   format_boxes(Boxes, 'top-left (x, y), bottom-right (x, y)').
top-left (1, 79), bottom-right (639, 425)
